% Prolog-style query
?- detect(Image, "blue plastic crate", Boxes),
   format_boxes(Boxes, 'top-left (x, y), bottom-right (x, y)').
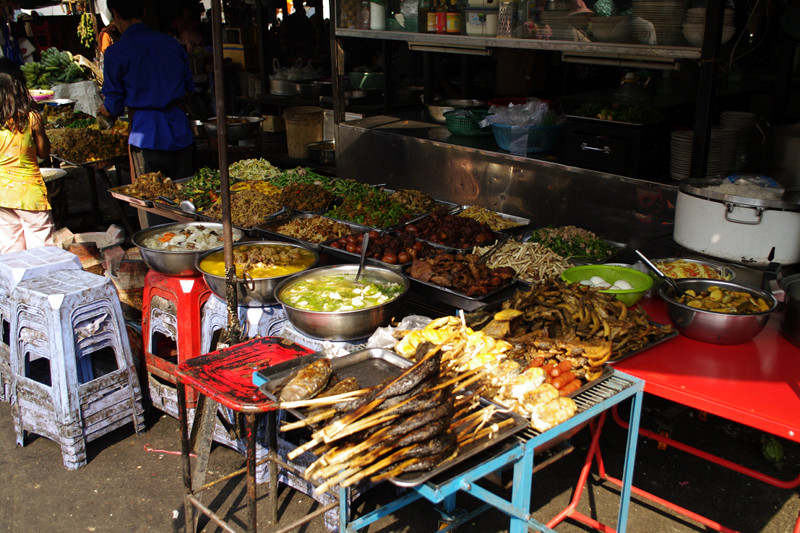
top-left (492, 122), bottom-right (564, 153)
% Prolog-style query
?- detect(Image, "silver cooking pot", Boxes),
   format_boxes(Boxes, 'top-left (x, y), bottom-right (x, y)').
top-left (673, 178), bottom-right (800, 266)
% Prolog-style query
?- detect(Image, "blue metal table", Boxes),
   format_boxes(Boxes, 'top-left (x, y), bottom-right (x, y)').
top-left (339, 370), bottom-right (644, 533)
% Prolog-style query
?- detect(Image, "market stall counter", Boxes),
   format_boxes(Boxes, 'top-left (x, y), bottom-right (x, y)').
top-left (607, 296), bottom-right (800, 533)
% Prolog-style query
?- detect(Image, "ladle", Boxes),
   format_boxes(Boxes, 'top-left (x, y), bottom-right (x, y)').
top-left (354, 232), bottom-right (370, 284)
top-left (634, 249), bottom-right (687, 298)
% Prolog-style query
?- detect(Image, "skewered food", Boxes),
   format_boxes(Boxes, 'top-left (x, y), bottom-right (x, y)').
top-left (279, 359), bottom-right (333, 402)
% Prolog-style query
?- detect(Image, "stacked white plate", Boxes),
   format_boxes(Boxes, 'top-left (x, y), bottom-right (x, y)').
top-left (682, 8), bottom-right (735, 46)
top-left (670, 129), bottom-right (738, 180)
top-left (538, 11), bottom-right (592, 40)
top-left (720, 110), bottom-right (760, 172)
top-left (632, 0), bottom-right (688, 45)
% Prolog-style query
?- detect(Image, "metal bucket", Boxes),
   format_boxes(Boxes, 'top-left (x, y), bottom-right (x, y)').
top-left (283, 106), bottom-right (324, 159)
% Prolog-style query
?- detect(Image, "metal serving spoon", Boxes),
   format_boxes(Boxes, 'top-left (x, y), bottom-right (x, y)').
top-left (635, 249), bottom-right (687, 298)
top-left (354, 232), bottom-right (370, 284)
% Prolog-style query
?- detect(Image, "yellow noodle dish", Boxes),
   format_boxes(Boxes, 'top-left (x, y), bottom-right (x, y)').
top-left (199, 243), bottom-right (316, 278)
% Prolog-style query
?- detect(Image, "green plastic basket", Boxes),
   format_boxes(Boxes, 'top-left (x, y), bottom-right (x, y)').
top-left (561, 265), bottom-right (653, 306)
top-left (444, 110), bottom-right (492, 136)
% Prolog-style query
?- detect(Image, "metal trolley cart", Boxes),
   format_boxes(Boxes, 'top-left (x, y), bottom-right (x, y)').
top-left (340, 371), bottom-right (644, 533)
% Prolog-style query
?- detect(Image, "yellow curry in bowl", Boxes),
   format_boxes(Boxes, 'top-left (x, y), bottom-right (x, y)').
top-left (199, 243), bottom-right (316, 278)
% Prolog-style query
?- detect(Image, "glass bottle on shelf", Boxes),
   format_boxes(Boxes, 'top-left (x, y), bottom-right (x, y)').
top-left (427, 0), bottom-right (438, 32)
top-left (357, 0), bottom-right (371, 29)
top-left (446, 0), bottom-right (461, 33)
top-left (418, 0), bottom-right (431, 32)
top-left (436, 0), bottom-right (448, 33)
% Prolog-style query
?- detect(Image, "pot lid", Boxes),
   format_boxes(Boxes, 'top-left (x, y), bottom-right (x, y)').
top-left (679, 178), bottom-right (800, 212)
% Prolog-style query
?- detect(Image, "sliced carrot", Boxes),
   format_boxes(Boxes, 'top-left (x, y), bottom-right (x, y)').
top-left (159, 232), bottom-right (177, 243)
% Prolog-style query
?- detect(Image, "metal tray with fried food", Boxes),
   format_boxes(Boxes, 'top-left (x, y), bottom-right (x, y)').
top-left (108, 185), bottom-right (154, 208)
top-left (607, 323), bottom-right (678, 364)
top-left (521, 229), bottom-right (626, 265)
top-left (454, 205), bottom-right (531, 234)
top-left (52, 153), bottom-right (128, 169)
top-left (388, 396), bottom-right (529, 488)
top-left (255, 213), bottom-right (371, 251)
top-left (253, 348), bottom-right (413, 420)
top-left (408, 277), bottom-right (520, 312)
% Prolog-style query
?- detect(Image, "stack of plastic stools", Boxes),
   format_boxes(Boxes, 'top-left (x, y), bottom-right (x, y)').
top-left (141, 270), bottom-right (211, 411)
top-left (8, 269), bottom-right (145, 470)
top-left (0, 247), bottom-right (82, 403)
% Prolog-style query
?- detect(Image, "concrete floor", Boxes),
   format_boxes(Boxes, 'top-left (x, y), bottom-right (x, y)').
top-left (1, 394), bottom-right (799, 532)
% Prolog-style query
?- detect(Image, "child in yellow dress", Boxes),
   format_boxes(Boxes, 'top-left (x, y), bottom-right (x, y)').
top-left (0, 58), bottom-right (53, 253)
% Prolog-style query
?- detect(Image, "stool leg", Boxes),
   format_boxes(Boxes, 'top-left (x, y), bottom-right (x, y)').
top-left (177, 381), bottom-right (195, 533)
top-left (246, 413), bottom-right (258, 533)
top-left (267, 410), bottom-right (278, 527)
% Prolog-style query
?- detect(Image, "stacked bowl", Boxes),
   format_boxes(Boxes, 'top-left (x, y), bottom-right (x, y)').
top-left (683, 8), bottom-right (735, 47)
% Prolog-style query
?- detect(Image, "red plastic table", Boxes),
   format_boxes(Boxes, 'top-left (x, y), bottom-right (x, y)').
top-left (606, 296), bottom-right (800, 533)
top-left (176, 336), bottom-right (338, 533)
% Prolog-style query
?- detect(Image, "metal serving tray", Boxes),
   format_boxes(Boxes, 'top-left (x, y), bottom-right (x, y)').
top-left (379, 188), bottom-right (461, 216)
top-left (389, 396), bottom-right (529, 488)
top-left (196, 206), bottom-right (292, 235)
top-left (319, 229), bottom-right (419, 273)
top-left (254, 213), bottom-right (371, 251)
top-left (52, 153), bottom-right (128, 169)
top-left (521, 229), bottom-right (626, 265)
top-left (454, 206), bottom-right (531, 234)
top-left (108, 185), bottom-right (153, 208)
top-left (397, 211), bottom-right (503, 254)
top-left (408, 277), bottom-right (520, 313)
top-left (253, 348), bottom-right (412, 419)
top-left (607, 323), bottom-right (678, 364)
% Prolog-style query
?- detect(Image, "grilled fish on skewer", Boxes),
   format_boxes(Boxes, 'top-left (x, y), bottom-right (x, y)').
top-left (279, 358), bottom-right (332, 402)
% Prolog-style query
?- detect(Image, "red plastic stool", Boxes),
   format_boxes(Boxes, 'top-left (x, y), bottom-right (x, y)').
top-left (142, 270), bottom-right (212, 407)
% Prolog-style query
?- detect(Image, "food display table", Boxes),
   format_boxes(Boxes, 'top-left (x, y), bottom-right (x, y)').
top-left (340, 371), bottom-right (645, 533)
top-left (607, 296), bottom-right (800, 533)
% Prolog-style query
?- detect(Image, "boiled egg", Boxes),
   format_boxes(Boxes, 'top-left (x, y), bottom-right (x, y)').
top-left (611, 279), bottom-right (633, 290)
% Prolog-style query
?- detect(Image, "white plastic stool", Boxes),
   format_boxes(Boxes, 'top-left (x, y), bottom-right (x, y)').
top-left (8, 269), bottom-right (145, 469)
top-left (199, 295), bottom-right (288, 354)
top-left (0, 246), bottom-right (82, 403)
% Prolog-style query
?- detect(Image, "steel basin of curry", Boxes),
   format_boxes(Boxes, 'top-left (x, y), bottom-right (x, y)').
top-left (197, 241), bottom-right (318, 306)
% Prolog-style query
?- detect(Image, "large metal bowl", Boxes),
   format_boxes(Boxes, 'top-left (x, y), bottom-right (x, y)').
top-left (197, 241), bottom-right (318, 307)
top-left (274, 264), bottom-right (409, 340)
top-left (203, 116), bottom-right (264, 141)
top-left (650, 257), bottom-right (736, 287)
top-left (132, 222), bottom-right (243, 276)
top-left (658, 278), bottom-right (777, 344)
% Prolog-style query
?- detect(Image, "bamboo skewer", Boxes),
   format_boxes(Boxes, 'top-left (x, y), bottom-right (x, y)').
top-left (278, 389), bottom-right (367, 409)
top-left (280, 408), bottom-right (337, 431)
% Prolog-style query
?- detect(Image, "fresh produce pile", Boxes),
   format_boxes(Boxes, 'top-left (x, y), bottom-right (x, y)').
top-left (527, 225), bottom-right (616, 263)
top-left (397, 209), bottom-right (498, 250)
top-left (21, 48), bottom-right (88, 89)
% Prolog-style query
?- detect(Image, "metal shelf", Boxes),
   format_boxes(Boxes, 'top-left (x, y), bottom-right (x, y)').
top-left (335, 28), bottom-right (702, 61)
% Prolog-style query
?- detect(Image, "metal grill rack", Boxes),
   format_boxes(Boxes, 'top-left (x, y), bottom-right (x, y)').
top-left (341, 370), bottom-right (644, 533)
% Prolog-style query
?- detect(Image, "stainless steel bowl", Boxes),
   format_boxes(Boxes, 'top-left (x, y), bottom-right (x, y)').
top-left (203, 116), bottom-right (264, 141)
top-left (275, 264), bottom-right (409, 340)
top-left (132, 222), bottom-right (243, 276)
top-left (650, 257), bottom-right (736, 285)
top-left (658, 278), bottom-right (777, 344)
top-left (306, 140), bottom-right (335, 166)
top-left (197, 241), bottom-right (319, 307)
top-left (426, 99), bottom-right (485, 124)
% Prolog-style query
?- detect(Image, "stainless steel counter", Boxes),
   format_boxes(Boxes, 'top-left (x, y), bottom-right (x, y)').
top-left (336, 114), bottom-right (678, 246)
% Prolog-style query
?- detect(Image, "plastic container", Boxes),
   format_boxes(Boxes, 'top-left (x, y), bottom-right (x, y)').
top-left (444, 110), bottom-right (492, 136)
top-left (465, 7), bottom-right (499, 36)
top-left (492, 122), bottom-right (564, 154)
top-left (283, 106), bottom-right (324, 159)
top-left (561, 265), bottom-right (654, 306)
